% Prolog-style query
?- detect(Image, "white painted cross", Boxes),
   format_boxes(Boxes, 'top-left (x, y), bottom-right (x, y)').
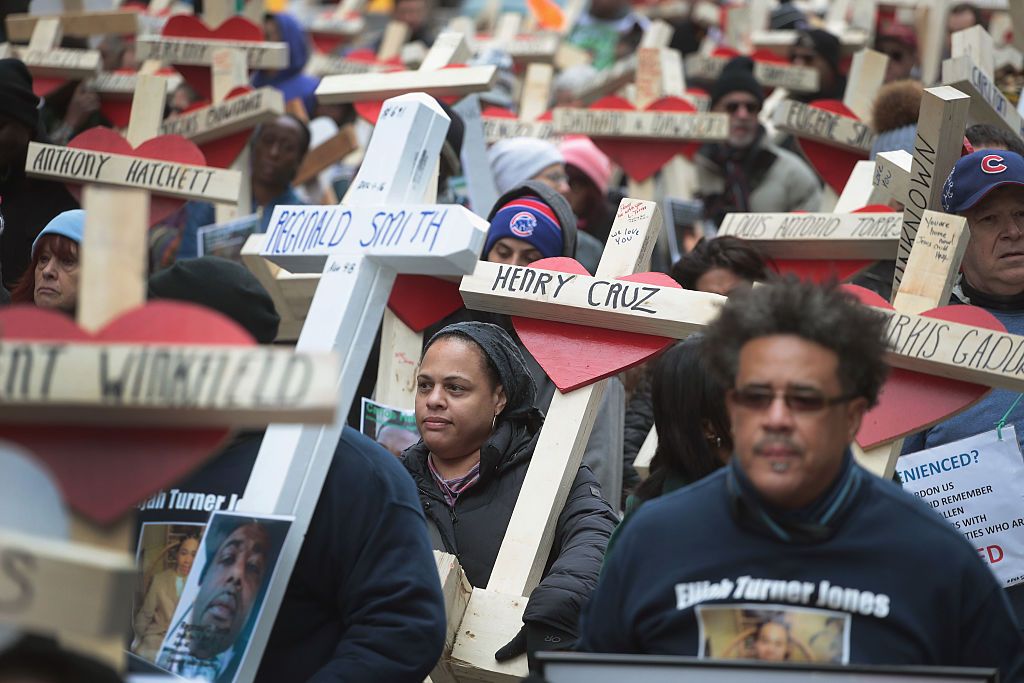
top-left (445, 200), bottom-right (721, 682)
top-left (230, 93), bottom-right (488, 683)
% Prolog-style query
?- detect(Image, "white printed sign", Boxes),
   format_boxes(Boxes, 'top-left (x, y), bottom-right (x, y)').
top-left (898, 426), bottom-right (1024, 587)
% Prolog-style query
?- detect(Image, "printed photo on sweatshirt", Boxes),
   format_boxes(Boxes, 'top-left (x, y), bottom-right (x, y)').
top-left (696, 604), bottom-right (851, 664)
top-left (130, 523), bottom-right (205, 663)
top-left (154, 511), bottom-right (292, 683)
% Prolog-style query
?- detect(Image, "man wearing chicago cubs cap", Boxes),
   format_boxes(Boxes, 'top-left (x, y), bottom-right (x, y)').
top-left (904, 148), bottom-right (1024, 629)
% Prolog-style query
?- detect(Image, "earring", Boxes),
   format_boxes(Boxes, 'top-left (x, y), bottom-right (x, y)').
top-left (707, 433), bottom-right (722, 448)
top-left (492, 414), bottom-right (497, 431)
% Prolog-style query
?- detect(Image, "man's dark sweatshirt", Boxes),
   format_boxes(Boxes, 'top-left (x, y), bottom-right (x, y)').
top-left (577, 454), bottom-right (1024, 680)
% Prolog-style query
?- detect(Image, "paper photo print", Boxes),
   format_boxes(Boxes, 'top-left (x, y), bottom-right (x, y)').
top-left (696, 604), bottom-right (850, 664)
top-left (131, 523), bottom-right (205, 662)
top-left (155, 512), bottom-right (291, 682)
top-left (361, 397), bottom-right (420, 457)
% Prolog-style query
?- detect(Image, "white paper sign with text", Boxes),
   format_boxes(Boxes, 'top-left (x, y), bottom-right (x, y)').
top-left (898, 426), bottom-right (1024, 587)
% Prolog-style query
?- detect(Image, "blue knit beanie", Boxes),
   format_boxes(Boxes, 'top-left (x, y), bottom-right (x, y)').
top-left (32, 209), bottom-right (85, 256)
top-left (485, 196), bottom-right (563, 259)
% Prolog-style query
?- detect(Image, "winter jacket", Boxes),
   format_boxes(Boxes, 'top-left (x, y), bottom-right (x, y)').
top-left (402, 421), bottom-right (618, 635)
top-left (695, 130), bottom-right (821, 227)
top-left (621, 371), bottom-right (653, 501)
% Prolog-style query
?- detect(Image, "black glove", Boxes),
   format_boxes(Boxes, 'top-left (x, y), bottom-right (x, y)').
top-left (524, 622), bottom-right (575, 670)
top-left (494, 624), bottom-right (527, 662)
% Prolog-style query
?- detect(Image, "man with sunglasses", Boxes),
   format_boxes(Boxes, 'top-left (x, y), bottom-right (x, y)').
top-left (695, 57), bottom-right (821, 227)
top-left (577, 279), bottom-right (1024, 677)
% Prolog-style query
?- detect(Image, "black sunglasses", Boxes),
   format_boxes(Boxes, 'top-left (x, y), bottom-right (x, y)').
top-left (729, 386), bottom-right (857, 413)
top-left (724, 101), bottom-right (762, 115)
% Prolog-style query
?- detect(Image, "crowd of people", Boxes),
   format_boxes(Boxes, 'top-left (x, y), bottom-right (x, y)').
top-left (3, 0), bottom-right (1024, 681)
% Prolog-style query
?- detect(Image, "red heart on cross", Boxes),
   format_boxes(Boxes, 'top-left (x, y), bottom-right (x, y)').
top-left (32, 77), bottom-right (68, 98)
top-left (181, 85), bottom-right (257, 169)
top-left (586, 95), bottom-right (701, 182)
top-left (162, 15), bottom-right (265, 101)
top-left (512, 257), bottom-right (681, 392)
top-left (98, 67), bottom-right (182, 128)
top-left (66, 126), bottom-right (207, 228)
top-left (769, 205), bottom-right (896, 284)
top-left (353, 64), bottom-right (468, 125)
top-left (795, 99), bottom-right (869, 194)
top-left (387, 275), bottom-right (465, 332)
top-left (481, 106), bottom-right (554, 123)
top-left (843, 284), bottom-right (1006, 449)
top-left (0, 302), bottom-right (254, 525)
top-left (309, 10), bottom-right (363, 54)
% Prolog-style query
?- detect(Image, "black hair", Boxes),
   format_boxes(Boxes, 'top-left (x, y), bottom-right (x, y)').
top-left (673, 236), bottom-right (769, 291)
top-left (704, 277), bottom-right (889, 406)
top-left (634, 336), bottom-right (730, 503)
top-left (966, 123), bottom-right (1024, 156)
top-left (0, 635), bottom-right (122, 683)
top-left (949, 3), bottom-right (984, 28)
top-left (422, 330), bottom-right (502, 391)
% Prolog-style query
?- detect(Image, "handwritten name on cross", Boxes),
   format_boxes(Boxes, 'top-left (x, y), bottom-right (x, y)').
top-left (228, 93), bottom-right (487, 683)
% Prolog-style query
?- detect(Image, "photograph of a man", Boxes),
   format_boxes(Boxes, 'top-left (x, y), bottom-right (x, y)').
top-left (156, 512), bottom-right (290, 682)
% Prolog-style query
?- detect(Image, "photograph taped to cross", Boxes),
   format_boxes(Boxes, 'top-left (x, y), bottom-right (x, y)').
top-left (231, 92), bottom-right (488, 683)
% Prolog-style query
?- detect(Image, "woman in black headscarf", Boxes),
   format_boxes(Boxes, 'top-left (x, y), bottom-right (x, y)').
top-left (402, 322), bottom-right (617, 669)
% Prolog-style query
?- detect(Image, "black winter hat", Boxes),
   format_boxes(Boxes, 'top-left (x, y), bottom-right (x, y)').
top-left (438, 101), bottom-right (465, 177)
top-left (795, 28), bottom-right (841, 76)
top-left (0, 59), bottom-right (41, 133)
top-left (148, 256), bottom-right (281, 343)
top-left (710, 56), bottom-right (764, 108)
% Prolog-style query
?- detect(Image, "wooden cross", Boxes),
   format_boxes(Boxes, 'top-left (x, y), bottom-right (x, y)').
top-left (571, 19), bottom-right (675, 106)
top-left (8, 15), bottom-right (102, 82)
top-left (135, 19), bottom-right (288, 71)
top-left (7, 74), bottom-right (336, 669)
top-left (474, 11), bottom-right (562, 64)
top-left (228, 93), bottom-right (488, 683)
top-left (772, 47), bottom-right (888, 209)
top-left (685, 52), bottom-right (820, 94)
top-left (308, 0), bottom-right (366, 44)
top-left (443, 200), bottom-right (715, 682)
top-left (459, 214), bottom-right (1024, 477)
top-left (482, 62), bottom-right (557, 143)
top-left (892, 86), bottom-right (970, 293)
top-left (307, 20), bottom-right (409, 77)
top-left (942, 25), bottom-right (1024, 149)
top-left (4, 7), bottom-right (137, 43)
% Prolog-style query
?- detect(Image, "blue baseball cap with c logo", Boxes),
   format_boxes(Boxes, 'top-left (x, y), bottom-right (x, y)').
top-left (942, 150), bottom-right (1024, 213)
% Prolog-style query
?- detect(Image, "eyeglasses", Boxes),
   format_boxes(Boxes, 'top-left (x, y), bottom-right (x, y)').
top-left (724, 101), bottom-right (762, 115)
top-left (728, 386), bottom-right (857, 413)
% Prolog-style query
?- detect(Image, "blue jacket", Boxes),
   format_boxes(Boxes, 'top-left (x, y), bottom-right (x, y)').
top-left (577, 455), bottom-right (1024, 679)
top-left (253, 12), bottom-right (320, 116)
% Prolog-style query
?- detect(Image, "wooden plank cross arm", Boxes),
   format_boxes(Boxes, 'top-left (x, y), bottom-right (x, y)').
top-left (445, 201), bottom-right (709, 682)
top-left (315, 64), bottom-right (498, 104)
top-left (160, 86), bottom-right (285, 144)
top-left (135, 36), bottom-right (289, 69)
top-left (5, 9), bottom-right (138, 42)
top-left (13, 17), bottom-right (100, 81)
top-left (24, 143), bottom-right (241, 203)
top-left (771, 99), bottom-right (876, 154)
top-left (0, 527), bottom-right (135, 640)
top-left (551, 107), bottom-right (728, 140)
top-left (717, 211), bottom-right (903, 259)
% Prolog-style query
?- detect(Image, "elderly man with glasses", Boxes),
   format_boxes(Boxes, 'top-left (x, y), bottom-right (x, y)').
top-left (576, 279), bottom-right (1024, 677)
top-left (696, 57), bottom-right (821, 227)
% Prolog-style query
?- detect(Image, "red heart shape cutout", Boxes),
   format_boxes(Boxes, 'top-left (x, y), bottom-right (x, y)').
top-left (181, 85), bottom-right (256, 168)
top-left (842, 285), bottom-right (1006, 448)
top-left (0, 302), bottom-right (254, 525)
top-left (66, 127), bottom-right (207, 228)
top-left (512, 257), bottom-right (681, 391)
top-left (387, 275), bottom-right (465, 332)
top-left (162, 15), bottom-right (264, 101)
top-left (353, 64), bottom-right (468, 125)
top-left (587, 95), bottom-right (700, 182)
top-left (769, 205), bottom-right (894, 283)
top-left (33, 77), bottom-right (68, 98)
top-left (795, 99), bottom-right (868, 194)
